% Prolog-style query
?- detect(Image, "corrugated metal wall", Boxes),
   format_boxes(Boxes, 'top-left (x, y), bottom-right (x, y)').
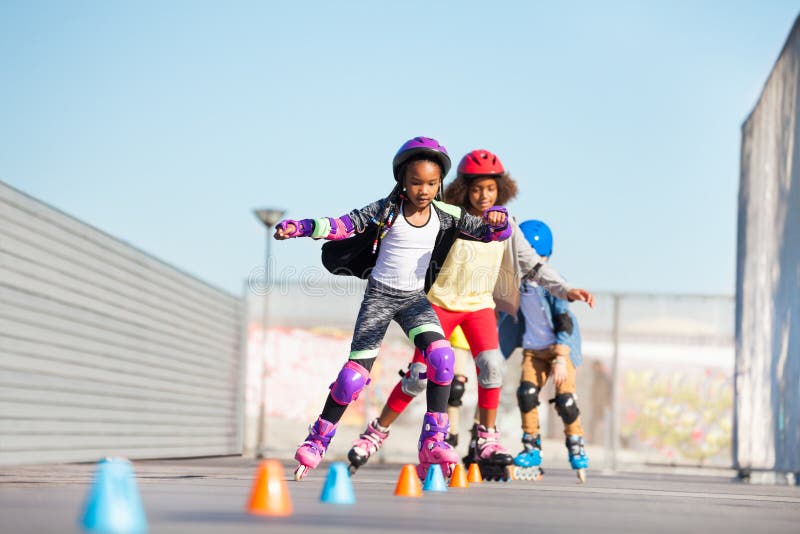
top-left (0, 180), bottom-right (244, 466)
top-left (735, 15), bottom-right (800, 478)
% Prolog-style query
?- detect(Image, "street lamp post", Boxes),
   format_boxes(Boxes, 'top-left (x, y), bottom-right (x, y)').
top-left (253, 208), bottom-right (285, 458)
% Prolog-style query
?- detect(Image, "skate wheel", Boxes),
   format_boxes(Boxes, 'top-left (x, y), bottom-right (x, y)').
top-left (348, 464), bottom-right (358, 476)
top-left (443, 463), bottom-right (455, 478)
top-left (294, 464), bottom-right (309, 481)
top-left (502, 466), bottom-right (512, 482)
top-left (508, 468), bottom-right (516, 481)
top-left (577, 469), bottom-right (586, 483)
top-left (513, 466), bottom-right (543, 481)
top-left (416, 464), bottom-right (425, 480)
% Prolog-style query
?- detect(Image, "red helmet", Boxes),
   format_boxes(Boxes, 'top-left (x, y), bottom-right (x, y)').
top-left (457, 149), bottom-right (505, 176)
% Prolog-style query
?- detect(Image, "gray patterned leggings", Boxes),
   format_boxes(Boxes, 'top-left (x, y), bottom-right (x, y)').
top-left (320, 278), bottom-right (451, 423)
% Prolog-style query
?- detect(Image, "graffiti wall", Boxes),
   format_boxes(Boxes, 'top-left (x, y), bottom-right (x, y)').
top-left (243, 320), bottom-right (420, 459)
top-left (620, 365), bottom-right (732, 466)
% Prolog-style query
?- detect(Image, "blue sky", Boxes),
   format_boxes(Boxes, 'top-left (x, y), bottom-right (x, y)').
top-left (1, 1), bottom-right (797, 296)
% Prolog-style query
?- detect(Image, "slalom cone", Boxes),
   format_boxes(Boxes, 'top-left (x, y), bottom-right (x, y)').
top-left (393, 464), bottom-right (422, 497)
top-left (448, 463), bottom-right (469, 488)
top-left (79, 457), bottom-right (147, 534)
top-left (247, 460), bottom-right (293, 516)
top-left (320, 462), bottom-right (355, 504)
top-left (467, 462), bottom-right (483, 484)
top-left (422, 464), bottom-right (447, 492)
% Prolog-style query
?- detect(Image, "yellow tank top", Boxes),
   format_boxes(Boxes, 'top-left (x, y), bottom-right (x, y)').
top-left (428, 238), bottom-right (504, 311)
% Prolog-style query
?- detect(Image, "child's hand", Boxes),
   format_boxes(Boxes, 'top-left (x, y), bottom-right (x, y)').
top-left (274, 220), bottom-right (297, 240)
top-left (483, 206), bottom-right (508, 228)
top-left (275, 218), bottom-right (314, 239)
top-left (567, 288), bottom-right (595, 308)
top-left (552, 357), bottom-right (567, 388)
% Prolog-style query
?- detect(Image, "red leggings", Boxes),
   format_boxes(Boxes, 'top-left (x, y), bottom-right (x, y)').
top-left (386, 304), bottom-right (501, 412)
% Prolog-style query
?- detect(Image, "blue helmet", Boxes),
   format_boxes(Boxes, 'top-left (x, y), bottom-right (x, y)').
top-left (519, 219), bottom-right (553, 257)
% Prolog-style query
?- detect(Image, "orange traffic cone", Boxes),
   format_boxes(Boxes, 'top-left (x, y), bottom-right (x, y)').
top-left (247, 460), bottom-right (293, 516)
top-left (393, 464), bottom-right (422, 497)
top-left (467, 463), bottom-right (483, 484)
top-left (448, 463), bottom-right (469, 488)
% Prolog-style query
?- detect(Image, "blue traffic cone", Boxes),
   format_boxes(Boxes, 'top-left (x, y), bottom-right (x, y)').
top-left (422, 463), bottom-right (447, 492)
top-left (319, 462), bottom-right (355, 504)
top-left (80, 458), bottom-right (147, 533)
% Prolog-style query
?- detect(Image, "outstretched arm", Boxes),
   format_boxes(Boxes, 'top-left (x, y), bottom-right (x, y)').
top-left (534, 264), bottom-right (594, 308)
top-left (273, 199), bottom-right (387, 241)
top-left (513, 225), bottom-right (594, 307)
top-left (565, 288), bottom-right (594, 308)
top-left (274, 215), bottom-right (355, 240)
top-left (460, 206), bottom-right (512, 242)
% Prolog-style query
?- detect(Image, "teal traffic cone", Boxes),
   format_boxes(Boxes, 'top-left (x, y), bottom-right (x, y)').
top-left (319, 462), bottom-right (355, 504)
top-left (80, 458), bottom-right (147, 533)
top-left (422, 463), bottom-right (447, 492)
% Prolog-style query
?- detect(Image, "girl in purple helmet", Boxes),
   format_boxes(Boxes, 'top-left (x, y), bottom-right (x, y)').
top-left (274, 136), bottom-right (512, 480)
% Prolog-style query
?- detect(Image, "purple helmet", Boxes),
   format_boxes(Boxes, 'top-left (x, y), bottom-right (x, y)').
top-left (392, 136), bottom-right (451, 180)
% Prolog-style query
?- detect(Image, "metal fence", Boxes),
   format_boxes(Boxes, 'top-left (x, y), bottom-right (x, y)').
top-left (245, 278), bottom-right (734, 470)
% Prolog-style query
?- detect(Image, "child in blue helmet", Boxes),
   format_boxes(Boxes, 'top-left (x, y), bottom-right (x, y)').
top-left (498, 219), bottom-right (589, 482)
top-left (274, 136), bottom-right (512, 480)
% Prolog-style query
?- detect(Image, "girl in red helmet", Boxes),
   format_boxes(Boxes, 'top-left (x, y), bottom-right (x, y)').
top-left (348, 149), bottom-right (594, 481)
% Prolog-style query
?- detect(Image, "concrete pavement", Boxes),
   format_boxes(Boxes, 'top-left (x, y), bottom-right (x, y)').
top-left (2, 456), bottom-right (799, 533)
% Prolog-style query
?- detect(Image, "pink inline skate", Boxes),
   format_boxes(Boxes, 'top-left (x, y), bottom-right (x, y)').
top-left (347, 418), bottom-right (390, 475)
top-left (416, 411), bottom-right (460, 480)
top-left (463, 423), bottom-right (514, 481)
top-left (293, 417), bottom-right (337, 480)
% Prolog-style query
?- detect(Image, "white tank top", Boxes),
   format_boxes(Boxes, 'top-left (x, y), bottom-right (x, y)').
top-left (370, 203), bottom-right (440, 291)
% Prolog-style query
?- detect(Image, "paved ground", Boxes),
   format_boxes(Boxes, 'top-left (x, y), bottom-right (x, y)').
top-left (2, 456), bottom-right (799, 533)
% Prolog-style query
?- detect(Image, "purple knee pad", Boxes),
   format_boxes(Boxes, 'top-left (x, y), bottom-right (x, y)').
top-left (330, 360), bottom-right (371, 405)
top-left (424, 340), bottom-right (455, 385)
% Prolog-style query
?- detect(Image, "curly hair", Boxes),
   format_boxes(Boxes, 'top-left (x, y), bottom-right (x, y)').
top-left (443, 173), bottom-right (519, 209)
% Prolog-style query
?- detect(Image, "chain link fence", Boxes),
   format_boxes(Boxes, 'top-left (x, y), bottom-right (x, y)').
top-left (244, 277), bottom-right (734, 470)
